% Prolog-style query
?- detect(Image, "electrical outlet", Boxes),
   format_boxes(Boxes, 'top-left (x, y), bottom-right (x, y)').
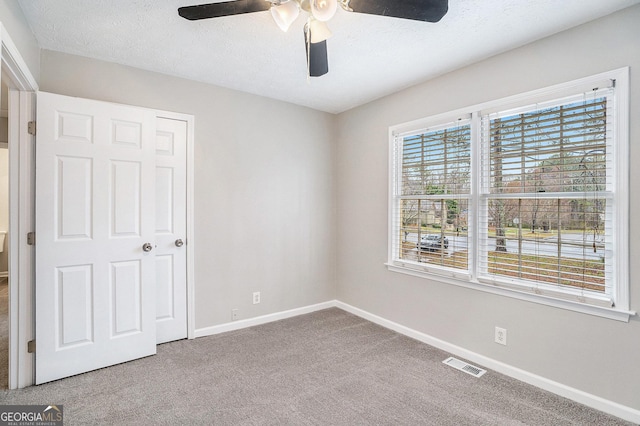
top-left (495, 327), bottom-right (507, 345)
top-left (253, 292), bottom-right (260, 304)
top-left (232, 309), bottom-right (239, 321)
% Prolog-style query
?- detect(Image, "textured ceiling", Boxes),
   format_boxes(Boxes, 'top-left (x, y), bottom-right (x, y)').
top-left (17, 0), bottom-right (640, 113)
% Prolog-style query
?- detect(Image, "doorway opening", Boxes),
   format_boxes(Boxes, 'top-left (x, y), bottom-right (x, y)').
top-left (0, 79), bottom-right (9, 389)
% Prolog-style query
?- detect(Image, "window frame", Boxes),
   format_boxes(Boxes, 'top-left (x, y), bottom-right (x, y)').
top-left (394, 116), bottom-right (473, 278)
top-left (387, 68), bottom-right (633, 322)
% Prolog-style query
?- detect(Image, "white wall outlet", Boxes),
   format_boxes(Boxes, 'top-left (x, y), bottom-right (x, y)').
top-left (495, 327), bottom-right (507, 345)
top-left (232, 309), bottom-right (239, 321)
top-left (253, 292), bottom-right (260, 304)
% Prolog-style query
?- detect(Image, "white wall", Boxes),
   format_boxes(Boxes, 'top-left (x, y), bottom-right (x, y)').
top-left (39, 51), bottom-right (337, 329)
top-left (335, 5), bottom-right (640, 410)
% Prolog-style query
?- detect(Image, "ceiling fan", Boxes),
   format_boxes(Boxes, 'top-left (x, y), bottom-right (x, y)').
top-left (178, 0), bottom-right (448, 77)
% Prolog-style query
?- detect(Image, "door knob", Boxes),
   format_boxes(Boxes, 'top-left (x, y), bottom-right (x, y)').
top-left (142, 243), bottom-right (153, 252)
top-left (175, 239), bottom-right (184, 247)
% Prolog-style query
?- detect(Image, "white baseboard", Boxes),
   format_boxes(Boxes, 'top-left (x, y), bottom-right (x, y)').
top-left (193, 301), bottom-right (335, 338)
top-left (335, 301), bottom-right (640, 425)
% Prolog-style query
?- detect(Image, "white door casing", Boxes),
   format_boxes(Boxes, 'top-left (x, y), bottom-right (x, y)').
top-left (155, 117), bottom-right (187, 344)
top-left (35, 92), bottom-right (157, 384)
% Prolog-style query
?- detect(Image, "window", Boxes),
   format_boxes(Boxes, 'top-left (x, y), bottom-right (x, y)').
top-left (388, 69), bottom-right (631, 320)
top-left (396, 119), bottom-right (471, 275)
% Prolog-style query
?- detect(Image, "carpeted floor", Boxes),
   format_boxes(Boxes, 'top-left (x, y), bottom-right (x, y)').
top-left (0, 308), bottom-right (633, 425)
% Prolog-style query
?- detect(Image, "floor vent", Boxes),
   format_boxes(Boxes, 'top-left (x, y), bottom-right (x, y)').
top-left (442, 357), bottom-right (486, 378)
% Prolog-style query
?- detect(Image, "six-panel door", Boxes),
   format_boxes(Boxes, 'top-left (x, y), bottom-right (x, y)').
top-left (155, 117), bottom-right (187, 344)
top-left (35, 92), bottom-right (158, 384)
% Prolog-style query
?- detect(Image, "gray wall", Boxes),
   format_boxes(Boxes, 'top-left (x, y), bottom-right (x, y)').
top-left (40, 50), bottom-right (337, 329)
top-left (0, 0), bottom-right (40, 83)
top-left (335, 5), bottom-right (640, 410)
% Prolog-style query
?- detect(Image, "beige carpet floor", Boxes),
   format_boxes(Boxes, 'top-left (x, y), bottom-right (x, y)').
top-left (0, 308), bottom-right (633, 425)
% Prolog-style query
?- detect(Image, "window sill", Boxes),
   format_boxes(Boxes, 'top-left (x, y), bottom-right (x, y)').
top-left (385, 262), bottom-right (636, 322)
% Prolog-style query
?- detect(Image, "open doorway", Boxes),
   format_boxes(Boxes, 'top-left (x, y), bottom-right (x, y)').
top-left (0, 79), bottom-right (8, 389)
top-left (1, 27), bottom-right (38, 389)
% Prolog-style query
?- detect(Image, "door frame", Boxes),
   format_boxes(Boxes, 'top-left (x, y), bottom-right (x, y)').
top-left (1, 23), bottom-right (196, 388)
top-left (2, 22), bottom-right (38, 389)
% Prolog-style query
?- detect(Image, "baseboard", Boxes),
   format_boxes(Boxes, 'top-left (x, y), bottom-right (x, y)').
top-left (335, 301), bottom-right (640, 424)
top-left (193, 301), bottom-right (336, 338)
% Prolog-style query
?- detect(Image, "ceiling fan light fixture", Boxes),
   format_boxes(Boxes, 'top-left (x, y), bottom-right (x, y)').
top-left (310, 0), bottom-right (337, 22)
top-left (178, 0), bottom-right (451, 79)
top-left (307, 19), bottom-right (332, 43)
top-left (271, 0), bottom-right (300, 32)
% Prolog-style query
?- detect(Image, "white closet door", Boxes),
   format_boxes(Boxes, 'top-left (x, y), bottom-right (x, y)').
top-left (35, 92), bottom-right (157, 384)
top-left (155, 117), bottom-right (187, 344)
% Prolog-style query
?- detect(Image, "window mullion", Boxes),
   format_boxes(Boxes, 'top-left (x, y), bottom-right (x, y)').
top-left (470, 111), bottom-right (482, 281)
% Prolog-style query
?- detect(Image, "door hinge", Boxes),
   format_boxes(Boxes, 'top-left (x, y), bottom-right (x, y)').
top-left (27, 340), bottom-right (36, 353)
top-left (27, 232), bottom-right (35, 246)
top-left (27, 121), bottom-right (36, 136)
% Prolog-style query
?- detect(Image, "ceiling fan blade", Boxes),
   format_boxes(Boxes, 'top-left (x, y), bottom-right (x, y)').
top-left (309, 41), bottom-right (328, 77)
top-left (304, 32), bottom-right (329, 77)
top-left (178, 0), bottom-right (270, 20)
top-left (346, 0), bottom-right (448, 23)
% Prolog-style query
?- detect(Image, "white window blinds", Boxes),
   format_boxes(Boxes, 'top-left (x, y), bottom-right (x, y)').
top-left (392, 119), bottom-right (471, 275)
top-left (478, 88), bottom-right (615, 303)
top-left (389, 69), bottom-right (629, 317)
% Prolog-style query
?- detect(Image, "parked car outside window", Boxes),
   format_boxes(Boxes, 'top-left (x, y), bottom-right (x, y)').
top-left (417, 234), bottom-right (449, 252)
